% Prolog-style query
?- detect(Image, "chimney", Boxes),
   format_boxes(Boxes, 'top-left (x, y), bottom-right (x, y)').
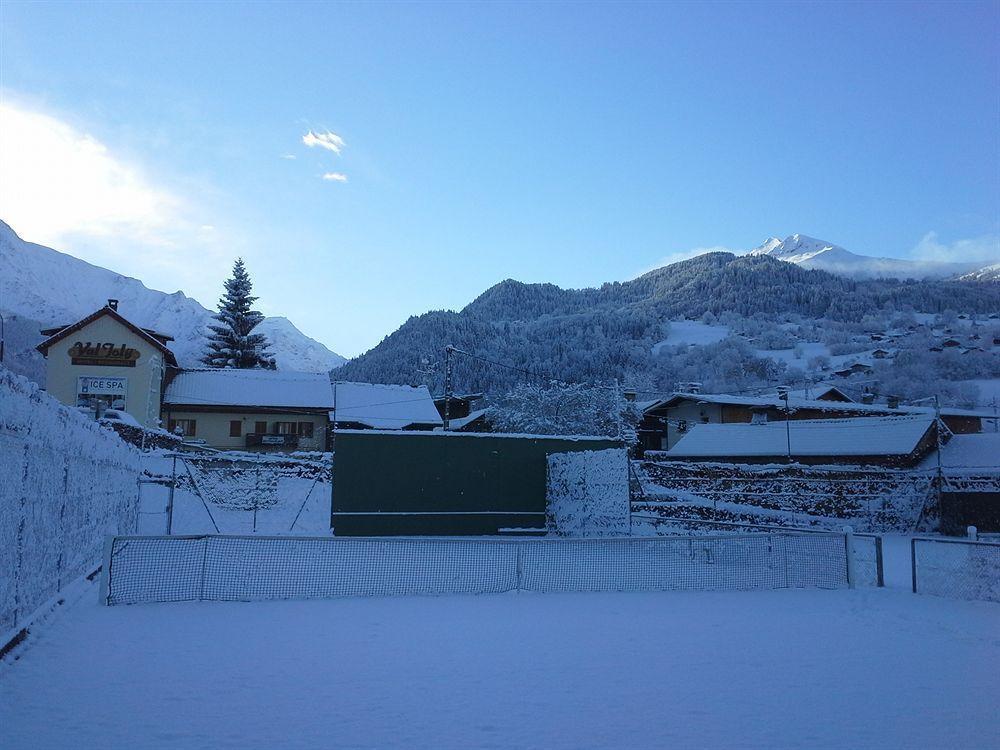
top-left (107, 299), bottom-right (119, 311)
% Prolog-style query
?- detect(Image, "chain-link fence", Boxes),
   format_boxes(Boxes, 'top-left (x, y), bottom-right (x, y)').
top-left (911, 537), bottom-right (1000, 602)
top-left (102, 532), bottom-right (854, 605)
top-left (632, 514), bottom-right (883, 587)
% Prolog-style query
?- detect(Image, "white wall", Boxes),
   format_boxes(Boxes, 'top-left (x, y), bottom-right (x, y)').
top-left (1, 368), bottom-right (142, 641)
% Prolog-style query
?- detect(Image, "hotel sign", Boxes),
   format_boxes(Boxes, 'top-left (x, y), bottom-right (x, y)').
top-left (69, 341), bottom-right (140, 367)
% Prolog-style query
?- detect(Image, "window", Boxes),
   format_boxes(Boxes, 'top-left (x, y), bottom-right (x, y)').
top-left (275, 422), bottom-right (298, 435)
top-left (229, 420), bottom-right (242, 438)
top-left (168, 418), bottom-right (196, 437)
top-left (298, 421), bottom-right (314, 438)
top-left (254, 421), bottom-right (267, 434)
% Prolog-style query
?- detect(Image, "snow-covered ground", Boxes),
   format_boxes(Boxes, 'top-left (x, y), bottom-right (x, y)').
top-left (651, 319), bottom-right (730, 354)
top-left (961, 377), bottom-right (1000, 406)
top-left (2, 585), bottom-right (997, 749)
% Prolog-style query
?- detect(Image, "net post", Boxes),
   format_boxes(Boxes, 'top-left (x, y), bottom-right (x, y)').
top-left (98, 535), bottom-right (116, 606)
top-left (515, 542), bottom-right (524, 592)
top-left (842, 526), bottom-right (856, 589)
top-left (874, 535), bottom-right (884, 588)
top-left (911, 537), bottom-right (918, 594)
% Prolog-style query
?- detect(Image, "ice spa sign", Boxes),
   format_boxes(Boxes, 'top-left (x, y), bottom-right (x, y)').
top-left (78, 376), bottom-right (128, 409)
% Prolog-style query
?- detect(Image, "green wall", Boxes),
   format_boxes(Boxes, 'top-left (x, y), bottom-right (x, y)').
top-left (331, 430), bottom-right (621, 535)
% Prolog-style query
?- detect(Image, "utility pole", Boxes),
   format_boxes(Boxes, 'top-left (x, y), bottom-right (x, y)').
top-left (777, 386), bottom-right (791, 462)
top-left (0, 311), bottom-right (5, 363)
top-left (443, 345), bottom-right (455, 431)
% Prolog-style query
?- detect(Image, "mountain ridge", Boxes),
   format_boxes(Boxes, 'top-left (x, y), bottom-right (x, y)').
top-left (748, 233), bottom-right (994, 280)
top-left (334, 250), bottom-right (1000, 393)
top-left (0, 220), bottom-right (346, 374)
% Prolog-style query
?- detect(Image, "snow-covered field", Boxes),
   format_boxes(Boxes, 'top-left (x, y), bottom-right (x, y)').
top-left (651, 319), bottom-right (730, 354)
top-left (2, 584), bottom-right (997, 749)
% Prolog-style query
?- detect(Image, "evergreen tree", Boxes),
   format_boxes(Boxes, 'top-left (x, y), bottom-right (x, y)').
top-left (202, 258), bottom-right (276, 369)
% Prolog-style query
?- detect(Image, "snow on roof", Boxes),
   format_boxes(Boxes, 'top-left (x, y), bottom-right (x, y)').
top-left (667, 415), bottom-right (935, 458)
top-left (164, 369), bottom-right (334, 409)
top-left (443, 407), bottom-right (489, 430)
top-left (331, 381), bottom-right (442, 429)
top-left (661, 391), bottom-right (989, 418)
top-left (934, 434), bottom-right (1000, 469)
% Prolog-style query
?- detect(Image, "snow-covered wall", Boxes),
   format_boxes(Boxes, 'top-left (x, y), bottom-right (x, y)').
top-left (636, 460), bottom-right (935, 533)
top-left (0, 368), bottom-right (142, 642)
top-left (547, 449), bottom-right (630, 536)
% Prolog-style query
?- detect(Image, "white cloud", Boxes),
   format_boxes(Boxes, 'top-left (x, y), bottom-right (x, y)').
top-left (910, 231), bottom-right (1000, 263)
top-left (0, 100), bottom-right (232, 300)
top-left (302, 129), bottom-right (345, 155)
top-left (635, 245), bottom-right (736, 277)
top-left (280, 153), bottom-right (297, 160)
top-left (322, 172), bottom-right (348, 183)
top-left (0, 101), bottom-right (180, 248)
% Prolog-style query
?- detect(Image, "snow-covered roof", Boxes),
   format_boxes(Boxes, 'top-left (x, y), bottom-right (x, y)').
top-left (657, 391), bottom-right (988, 418)
top-left (667, 415), bottom-right (935, 458)
top-left (331, 381), bottom-right (442, 430)
top-left (164, 369), bottom-right (334, 409)
top-left (935, 434), bottom-right (1000, 469)
top-left (443, 407), bottom-right (489, 431)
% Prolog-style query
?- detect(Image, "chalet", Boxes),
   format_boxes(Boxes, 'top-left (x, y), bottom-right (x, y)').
top-left (162, 369), bottom-right (336, 450)
top-left (35, 300), bottom-right (177, 430)
top-left (871, 348), bottom-right (891, 359)
top-left (637, 387), bottom-right (985, 453)
top-left (664, 415), bottom-right (939, 468)
top-left (832, 363), bottom-right (874, 378)
top-left (942, 338), bottom-right (962, 348)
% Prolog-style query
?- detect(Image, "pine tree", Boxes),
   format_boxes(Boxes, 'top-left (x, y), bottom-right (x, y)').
top-left (202, 258), bottom-right (276, 369)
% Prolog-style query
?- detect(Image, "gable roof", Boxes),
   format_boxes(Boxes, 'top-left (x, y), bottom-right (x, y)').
top-left (36, 305), bottom-right (177, 365)
top-left (164, 369), bottom-right (334, 409)
top-left (331, 381), bottom-right (443, 430)
top-left (666, 415), bottom-right (936, 459)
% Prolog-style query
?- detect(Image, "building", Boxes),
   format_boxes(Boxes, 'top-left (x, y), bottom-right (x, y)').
top-left (36, 301), bottom-right (443, 452)
top-left (637, 387), bottom-right (985, 453)
top-left (161, 377), bottom-right (443, 451)
top-left (664, 415), bottom-right (939, 467)
top-left (35, 300), bottom-right (176, 430)
top-left (162, 369), bottom-right (336, 450)
top-left (331, 381), bottom-right (443, 431)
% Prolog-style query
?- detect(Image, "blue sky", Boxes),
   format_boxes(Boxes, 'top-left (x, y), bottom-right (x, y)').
top-left (1, 1), bottom-right (998, 356)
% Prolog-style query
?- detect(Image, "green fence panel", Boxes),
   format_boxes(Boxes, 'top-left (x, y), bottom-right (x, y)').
top-left (331, 430), bottom-right (621, 536)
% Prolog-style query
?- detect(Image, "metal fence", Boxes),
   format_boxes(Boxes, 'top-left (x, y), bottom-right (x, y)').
top-left (102, 532), bottom-right (853, 605)
top-left (631, 514), bottom-right (883, 587)
top-left (911, 537), bottom-right (1000, 603)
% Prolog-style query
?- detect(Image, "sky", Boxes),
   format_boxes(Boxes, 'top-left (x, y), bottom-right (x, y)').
top-left (1, 1), bottom-right (998, 358)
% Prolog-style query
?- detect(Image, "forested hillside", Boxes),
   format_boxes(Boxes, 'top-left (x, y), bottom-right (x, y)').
top-left (333, 253), bottom-right (1000, 395)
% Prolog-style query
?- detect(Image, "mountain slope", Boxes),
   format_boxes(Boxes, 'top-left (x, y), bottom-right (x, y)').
top-left (333, 252), bottom-right (1000, 393)
top-left (954, 263), bottom-right (1000, 282)
top-left (0, 220), bottom-right (345, 372)
top-left (749, 234), bottom-right (990, 280)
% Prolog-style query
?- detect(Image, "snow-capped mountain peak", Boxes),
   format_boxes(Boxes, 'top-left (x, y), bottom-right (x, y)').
top-left (749, 233), bottom-right (991, 280)
top-left (0, 219), bottom-right (346, 372)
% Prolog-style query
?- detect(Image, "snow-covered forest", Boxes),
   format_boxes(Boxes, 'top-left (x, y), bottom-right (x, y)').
top-left (334, 253), bottom-right (1000, 407)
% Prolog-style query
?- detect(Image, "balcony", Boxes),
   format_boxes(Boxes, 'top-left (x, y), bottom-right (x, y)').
top-left (245, 433), bottom-right (300, 448)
